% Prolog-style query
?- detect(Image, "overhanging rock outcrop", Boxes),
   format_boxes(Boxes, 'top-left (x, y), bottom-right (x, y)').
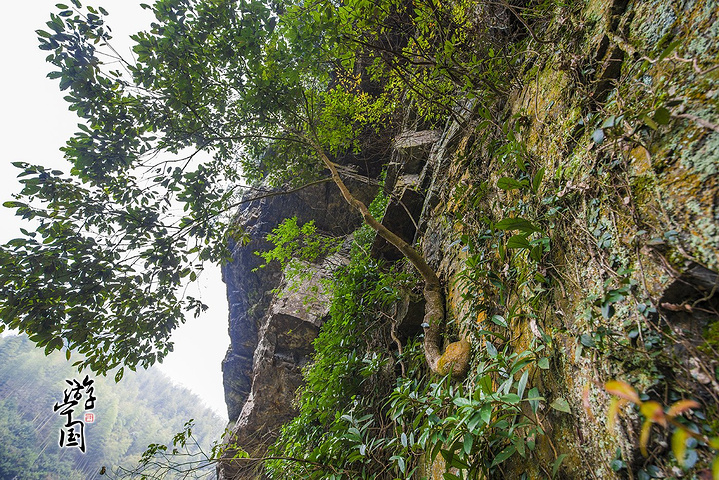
top-left (218, 179), bottom-right (374, 479)
top-left (221, 180), bottom-right (374, 422)
top-left (218, 256), bottom-right (342, 480)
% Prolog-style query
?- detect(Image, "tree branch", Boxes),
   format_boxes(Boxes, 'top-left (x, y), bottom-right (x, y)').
top-left (224, 177), bottom-right (335, 211)
top-left (305, 135), bottom-right (449, 375)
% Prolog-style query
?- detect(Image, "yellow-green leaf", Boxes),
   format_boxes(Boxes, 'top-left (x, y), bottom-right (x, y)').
top-left (667, 399), bottom-right (700, 418)
top-left (605, 380), bottom-right (640, 404)
top-left (672, 428), bottom-right (688, 468)
top-left (640, 419), bottom-right (652, 457)
top-left (607, 397), bottom-right (627, 431)
top-left (550, 397), bottom-right (571, 414)
top-left (640, 401), bottom-right (666, 427)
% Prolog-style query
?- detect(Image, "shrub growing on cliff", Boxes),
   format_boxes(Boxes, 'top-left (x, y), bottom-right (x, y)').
top-left (265, 210), bottom-right (418, 479)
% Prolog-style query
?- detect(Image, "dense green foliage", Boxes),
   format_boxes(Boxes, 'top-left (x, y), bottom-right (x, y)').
top-left (261, 184), bottom-right (561, 479)
top-left (0, 335), bottom-right (224, 479)
top-left (255, 217), bottom-right (343, 296)
top-left (266, 196), bottom-right (417, 479)
top-left (0, 0), bottom-right (386, 372)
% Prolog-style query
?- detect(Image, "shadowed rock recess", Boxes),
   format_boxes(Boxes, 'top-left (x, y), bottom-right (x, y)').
top-left (219, 0), bottom-right (719, 478)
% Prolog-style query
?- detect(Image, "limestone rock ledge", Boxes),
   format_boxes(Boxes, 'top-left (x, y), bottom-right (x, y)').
top-left (217, 180), bottom-right (373, 479)
top-left (218, 257), bottom-right (339, 480)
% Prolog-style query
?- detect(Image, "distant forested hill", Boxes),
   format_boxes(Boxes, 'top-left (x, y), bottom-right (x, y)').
top-left (0, 334), bottom-right (225, 479)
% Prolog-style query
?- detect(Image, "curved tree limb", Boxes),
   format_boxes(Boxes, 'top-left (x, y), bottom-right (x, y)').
top-left (306, 137), bottom-right (464, 376)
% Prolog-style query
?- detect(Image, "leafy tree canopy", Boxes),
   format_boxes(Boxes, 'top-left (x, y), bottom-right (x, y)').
top-left (1, 0), bottom-right (498, 375)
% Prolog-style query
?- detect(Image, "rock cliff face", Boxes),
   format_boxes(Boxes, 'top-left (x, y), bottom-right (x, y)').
top-left (217, 180), bottom-right (375, 479)
top-left (220, 181), bottom-right (363, 423)
top-left (222, 256), bottom-right (335, 470)
top-left (219, 0), bottom-right (719, 478)
top-left (405, 0), bottom-right (719, 477)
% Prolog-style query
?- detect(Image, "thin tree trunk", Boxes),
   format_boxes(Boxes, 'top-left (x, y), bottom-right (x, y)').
top-left (308, 139), bottom-right (453, 375)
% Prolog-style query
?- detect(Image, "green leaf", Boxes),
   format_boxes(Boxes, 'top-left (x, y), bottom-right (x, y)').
top-left (602, 115), bottom-right (617, 128)
top-left (601, 302), bottom-right (615, 319)
top-left (514, 436), bottom-right (526, 457)
top-left (550, 397), bottom-right (571, 414)
top-left (592, 128), bottom-right (605, 143)
top-left (480, 404), bottom-right (492, 425)
top-left (463, 433), bottom-right (473, 455)
top-left (671, 428), bottom-right (688, 468)
top-left (486, 340), bottom-right (498, 357)
top-left (579, 334), bottom-right (596, 348)
top-left (517, 370), bottom-right (529, 400)
top-left (491, 446), bottom-right (516, 467)
top-left (610, 459), bottom-right (625, 472)
top-left (507, 235), bottom-right (530, 249)
top-left (396, 456), bottom-right (405, 473)
top-left (490, 314), bottom-right (508, 328)
top-left (657, 39), bottom-right (681, 62)
top-left (466, 411), bottom-right (483, 432)
top-left (497, 177), bottom-right (524, 190)
top-left (527, 387), bottom-right (542, 413)
top-left (642, 115), bottom-right (659, 130)
top-left (531, 167), bottom-right (545, 193)
top-left (537, 357), bottom-right (550, 369)
top-left (530, 244), bottom-right (543, 262)
top-left (552, 454), bottom-right (568, 478)
top-left (45, 337), bottom-right (63, 354)
top-left (495, 217), bottom-right (540, 234)
top-left (500, 393), bottom-right (521, 404)
top-left (653, 107), bottom-right (670, 125)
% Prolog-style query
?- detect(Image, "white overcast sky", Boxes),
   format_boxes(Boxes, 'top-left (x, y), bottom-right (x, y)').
top-left (1, 1), bottom-right (231, 419)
